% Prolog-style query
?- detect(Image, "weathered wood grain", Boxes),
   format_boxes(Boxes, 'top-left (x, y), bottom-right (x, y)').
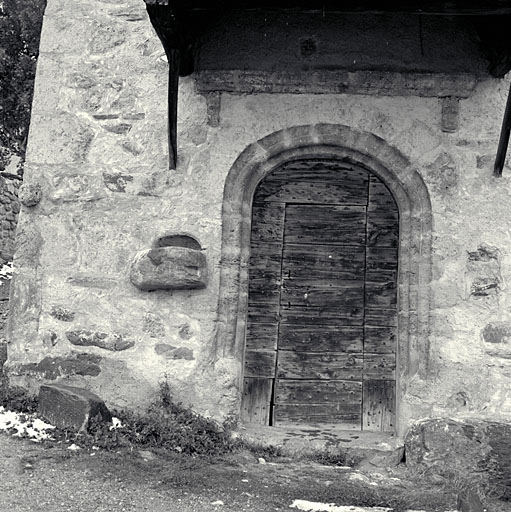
top-left (251, 202), bottom-right (285, 242)
top-left (249, 241), bottom-right (283, 280)
top-left (363, 353), bottom-right (396, 380)
top-left (279, 325), bottom-right (363, 352)
top-left (280, 305), bottom-right (364, 326)
top-left (254, 162), bottom-right (369, 205)
top-left (248, 277), bottom-right (281, 304)
top-left (367, 211), bottom-right (399, 248)
top-left (245, 323), bottom-right (279, 351)
top-left (366, 246), bottom-right (398, 282)
top-left (258, 160), bottom-right (367, 183)
top-left (365, 281), bottom-right (397, 309)
top-left (368, 175), bottom-right (397, 211)
top-left (274, 403), bottom-right (361, 428)
top-left (365, 308), bottom-right (398, 327)
top-left (281, 279), bottom-right (364, 308)
top-left (244, 350), bottom-right (277, 378)
top-left (363, 380), bottom-right (396, 432)
top-left (285, 205), bottom-right (367, 246)
top-left (244, 160), bottom-right (400, 430)
top-left (247, 303), bottom-right (280, 323)
top-left (283, 244), bottom-right (365, 280)
top-left (364, 326), bottom-right (397, 353)
top-left (241, 378), bottom-right (273, 425)
top-left (275, 379), bottom-right (362, 404)
top-left (277, 351), bottom-right (363, 380)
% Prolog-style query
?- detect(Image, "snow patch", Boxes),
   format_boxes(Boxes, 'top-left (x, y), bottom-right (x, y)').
top-left (289, 500), bottom-right (392, 512)
top-left (0, 406), bottom-right (55, 442)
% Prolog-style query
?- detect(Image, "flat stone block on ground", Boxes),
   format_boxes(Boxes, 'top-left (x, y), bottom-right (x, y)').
top-left (38, 383), bottom-right (112, 431)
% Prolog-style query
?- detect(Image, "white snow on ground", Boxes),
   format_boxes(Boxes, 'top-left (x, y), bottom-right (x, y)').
top-left (289, 503), bottom-right (458, 512)
top-left (109, 417), bottom-right (123, 430)
top-left (289, 500), bottom-right (392, 512)
top-left (0, 406), bottom-right (55, 442)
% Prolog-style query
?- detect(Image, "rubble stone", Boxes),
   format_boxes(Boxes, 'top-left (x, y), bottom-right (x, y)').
top-left (38, 383), bottom-right (112, 431)
top-left (130, 246), bottom-right (207, 291)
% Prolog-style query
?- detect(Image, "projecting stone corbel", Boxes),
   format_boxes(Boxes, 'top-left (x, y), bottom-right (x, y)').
top-left (130, 234), bottom-right (207, 291)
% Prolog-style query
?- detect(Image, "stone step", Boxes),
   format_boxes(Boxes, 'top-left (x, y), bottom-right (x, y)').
top-left (239, 423), bottom-right (404, 467)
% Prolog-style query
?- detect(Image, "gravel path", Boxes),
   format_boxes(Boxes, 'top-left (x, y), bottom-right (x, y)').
top-left (0, 433), bottom-right (460, 512)
top-left (0, 434), bottom-right (232, 512)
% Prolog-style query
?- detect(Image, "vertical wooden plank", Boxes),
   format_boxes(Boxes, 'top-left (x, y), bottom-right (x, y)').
top-left (362, 380), bottom-right (396, 432)
top-left (251, 203), bottom-right (285, 242)
top-left (241, 378), bottom-right (273, 425)
top-left (364, 173), bottom-right (398, 432)
top-left (244, 350), bottom-right (277, 378)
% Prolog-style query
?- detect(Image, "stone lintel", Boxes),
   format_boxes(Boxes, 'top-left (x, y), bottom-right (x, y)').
top-left (196, 70), bottom-right (478, 98)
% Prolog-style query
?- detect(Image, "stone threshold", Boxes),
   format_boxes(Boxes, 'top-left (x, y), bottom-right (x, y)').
top-left (238, 423), bottom-right (404, 467)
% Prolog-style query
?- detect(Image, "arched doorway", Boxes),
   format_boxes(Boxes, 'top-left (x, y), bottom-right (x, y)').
top-left (241, 158), bottom-right (399, 431)
top-left (216, 124), bottom-right (432, 436)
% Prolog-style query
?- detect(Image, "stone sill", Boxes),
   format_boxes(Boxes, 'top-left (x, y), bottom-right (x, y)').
top-left (196, 69), bottom-right (479, 98)
top-left (239, 422), bottom-right (404, 467)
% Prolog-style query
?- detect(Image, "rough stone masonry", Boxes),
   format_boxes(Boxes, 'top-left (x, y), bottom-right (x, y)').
top-left (4, 0), bottom-right (511, 444)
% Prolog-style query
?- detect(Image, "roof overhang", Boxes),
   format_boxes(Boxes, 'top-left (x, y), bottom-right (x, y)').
top-left (143, 1), bottom-right (511, 174)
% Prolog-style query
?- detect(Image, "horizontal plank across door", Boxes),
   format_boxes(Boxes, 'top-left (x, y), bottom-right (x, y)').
top-left (283, 244), bottom-right (365, 280)
top-left (284, 205), bottom-right (367, 246)
top-left (254, 160), bottom-right (369, 205)
top-left (274, 403), bottom-right (362, 429)
top-left (277, 351), bottom-right (364, 380)
top-left (275, 379), bottom-right (362, 404)
top-left (279, 325), bottom-right (363, 353)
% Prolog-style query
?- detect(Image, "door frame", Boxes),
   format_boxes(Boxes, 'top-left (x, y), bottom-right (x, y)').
top-left (216, 124), bottom-right (432, 437)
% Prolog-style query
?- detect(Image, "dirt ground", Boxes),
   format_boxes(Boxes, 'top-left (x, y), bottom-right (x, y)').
top-left (0, 432), bottom-right (463, 512)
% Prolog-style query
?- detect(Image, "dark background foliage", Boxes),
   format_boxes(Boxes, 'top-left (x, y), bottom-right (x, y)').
top-left (0, 0), bottom-right (46, 175)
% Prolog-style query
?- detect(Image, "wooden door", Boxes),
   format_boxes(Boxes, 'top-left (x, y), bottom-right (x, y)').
top-left (241, 159), bottom-right (398, 431)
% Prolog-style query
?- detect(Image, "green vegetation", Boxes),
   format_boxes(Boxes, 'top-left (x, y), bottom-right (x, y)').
top-left (0, 0), bottom-right (47, 175)
top-left (0, 384), bottom-right (38, 413)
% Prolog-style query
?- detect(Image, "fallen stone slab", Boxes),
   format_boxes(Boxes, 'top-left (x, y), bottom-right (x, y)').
top-left (38, 383), bottom-right (112, 431)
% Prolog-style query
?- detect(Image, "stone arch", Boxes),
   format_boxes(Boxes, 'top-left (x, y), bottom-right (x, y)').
top-left (216, 124), bottom-right (432, 434)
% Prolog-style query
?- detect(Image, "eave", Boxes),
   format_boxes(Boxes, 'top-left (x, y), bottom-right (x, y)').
top-left (143, 1), bottom-right (511, 173)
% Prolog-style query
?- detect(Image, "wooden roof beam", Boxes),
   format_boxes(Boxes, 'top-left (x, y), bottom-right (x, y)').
top-left (494, 82), bottom-right (511, 177)
top-left (146, 1), bottom-right (511, 15)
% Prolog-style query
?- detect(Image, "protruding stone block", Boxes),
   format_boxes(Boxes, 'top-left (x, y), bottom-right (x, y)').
top-left (38, 383), bottom-right (112, 431)
top-left (66, 330), bottom-right (134, 351)
top-left (441, 96), bottom-right (460, 133)
top-left (18, 183), bottom-right (42, 207)
top-left (130, 246), bottom-right (207, 291)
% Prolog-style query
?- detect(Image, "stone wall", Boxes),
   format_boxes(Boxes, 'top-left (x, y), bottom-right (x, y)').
top-left (0, 176), bottom-right (21, 259)
top-left (0, 175), bottom-right (20, 377)
top-left (6, 0), bottom-right (511, 432)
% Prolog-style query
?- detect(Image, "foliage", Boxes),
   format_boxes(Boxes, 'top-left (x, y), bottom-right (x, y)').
top-left (85, 380), bottom-right (240, 457)
top-left (0, 0), bottom-right (47, 174)
top-left (0, 384), bottom-right (38, 413)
